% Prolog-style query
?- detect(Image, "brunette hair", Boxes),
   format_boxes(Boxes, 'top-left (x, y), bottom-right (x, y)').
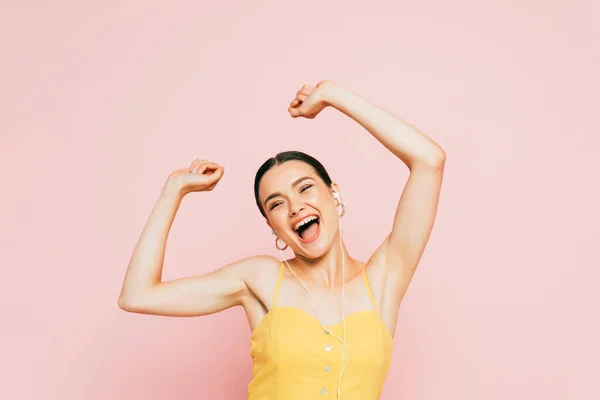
top-left (254, 151), bottom-right (333, 218)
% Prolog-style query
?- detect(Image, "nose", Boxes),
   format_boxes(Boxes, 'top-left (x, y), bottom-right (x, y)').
top-left (289, 201), bottom-right (305, 216)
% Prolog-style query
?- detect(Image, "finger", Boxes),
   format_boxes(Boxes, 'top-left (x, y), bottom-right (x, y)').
top-left (206, 169), bottom-right (224, 188)
top-left (297, 94), bottom-right (307, 102)
top-left (192, 161), bottom-right (214, 174)
top-left (290, 99), bottom-right (301, 108)
top-left (288, 107), bottom-right (300, 118)
top-left (197, 162), bottom-right (221, 175)
top-left (191, 158), bottom-right (207, 166)
top-left (201, 161), bottom-right (221, 170)
top-left (298, 87), bottom-right (312, 96)
top-left (208, 166), bottom-right (224, 182)
top-left (189, 158), bottom-right (207, 170)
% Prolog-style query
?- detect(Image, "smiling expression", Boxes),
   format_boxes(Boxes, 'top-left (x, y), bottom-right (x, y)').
top-left (258, 160), bottom-right (341, 257)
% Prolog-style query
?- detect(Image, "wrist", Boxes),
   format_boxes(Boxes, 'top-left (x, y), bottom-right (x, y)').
top-left (319, 80), bottom-right (349, 109)
top-left (163, 176), bottom-right (187, 199)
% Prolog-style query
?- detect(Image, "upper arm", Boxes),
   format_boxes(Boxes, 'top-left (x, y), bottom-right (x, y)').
top-left (118, 255), bottom-right (277, 317)
top-left (375, 160), bottom-right (445, 286)
top-left (366, 160), bottom-right (445, 328)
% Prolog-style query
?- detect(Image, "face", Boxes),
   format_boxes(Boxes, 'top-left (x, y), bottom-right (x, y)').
top-left (258, 160), bottom-right (341, 258)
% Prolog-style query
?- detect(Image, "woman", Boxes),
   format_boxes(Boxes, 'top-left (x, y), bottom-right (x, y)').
top-left (118, 80), bottom-right (446, 399)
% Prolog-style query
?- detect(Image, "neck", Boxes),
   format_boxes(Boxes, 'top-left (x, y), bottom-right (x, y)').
top-left (290, 234), bottom-right (356, 291)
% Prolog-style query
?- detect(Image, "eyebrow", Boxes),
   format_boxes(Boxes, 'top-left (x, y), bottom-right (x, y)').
top-left (263, 176), bottom-right (315, 208)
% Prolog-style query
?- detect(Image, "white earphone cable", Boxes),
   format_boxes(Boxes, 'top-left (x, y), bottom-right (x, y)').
top-left (277, 207), bottom-right (348, 399)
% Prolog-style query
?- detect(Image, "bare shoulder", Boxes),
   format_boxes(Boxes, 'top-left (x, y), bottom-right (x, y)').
top-left (238, 254), bottom-right (281, 277)
top-left (237, 254), bottom-right (282, 307)
top-left (199, 253), bottom-right (279, 283)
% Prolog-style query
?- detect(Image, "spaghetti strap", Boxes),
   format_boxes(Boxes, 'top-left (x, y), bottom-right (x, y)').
top-left (362, 268), bottom-right (378, 313)
top-left (272, 262), bottom-right (285, 308)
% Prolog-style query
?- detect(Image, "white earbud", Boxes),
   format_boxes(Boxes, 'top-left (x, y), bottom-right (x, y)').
top-left (333, 191), bottom-right (345, 218)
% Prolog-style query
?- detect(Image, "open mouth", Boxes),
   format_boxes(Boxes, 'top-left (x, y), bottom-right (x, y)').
top-left (293, 216), bottom-right (320, 243)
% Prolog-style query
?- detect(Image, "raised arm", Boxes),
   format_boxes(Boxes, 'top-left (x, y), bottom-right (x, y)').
top-left (288, 80), bottom-right (445, 302)
top-left (118, 160), bottom-right (264, 317)
top-left (323, 82), bottom-right (444, 337)
top-left (320, 81), bottom-right (445, 293)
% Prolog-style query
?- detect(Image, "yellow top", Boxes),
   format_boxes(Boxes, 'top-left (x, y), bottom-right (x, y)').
top-left (248, 263), bottom-right (394, 399)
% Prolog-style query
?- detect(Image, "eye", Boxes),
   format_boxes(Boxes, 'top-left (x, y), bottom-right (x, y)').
top-left (300, 184), bottom-right (313, 193)
top-left (270, 201), bottom-right (282, 210)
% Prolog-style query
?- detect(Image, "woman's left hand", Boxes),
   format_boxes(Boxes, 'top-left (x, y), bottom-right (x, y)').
top-left (287, 80), bottom-right (336, 119)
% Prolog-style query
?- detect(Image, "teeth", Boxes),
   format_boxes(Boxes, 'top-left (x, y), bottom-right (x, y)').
top-left (294, 215), bottom-right (318, 231)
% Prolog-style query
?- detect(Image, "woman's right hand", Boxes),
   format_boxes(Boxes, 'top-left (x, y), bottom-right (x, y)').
top-left (168, 159), bottom-right (225, 195)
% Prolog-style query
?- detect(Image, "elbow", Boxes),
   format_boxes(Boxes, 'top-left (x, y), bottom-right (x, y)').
top-left (118, 295), bottom-right (131, 311)
top-left (412, 149), bottom-right (446, 171)
top-left (118, 294), bottom-right (140, 312)
top-left (431, 149), bottom-right (446, 169)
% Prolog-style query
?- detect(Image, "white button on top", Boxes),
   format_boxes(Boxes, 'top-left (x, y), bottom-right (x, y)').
top-left (324, 329), bottom-right (330, 335)
top-left (324, 365), bottom-right (331, 372)
top-left (321, 388), bottom-right (328, 395)
top-left (325, 344), bottom-right (332, 351)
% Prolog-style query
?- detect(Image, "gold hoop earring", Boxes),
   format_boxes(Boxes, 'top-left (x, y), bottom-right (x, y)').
top-left (275, 237), bottom-right (288, 251)
top-left (337, 201), bottom-right (346, 217)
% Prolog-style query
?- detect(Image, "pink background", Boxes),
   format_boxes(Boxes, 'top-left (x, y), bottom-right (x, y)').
top-left (1, 1), bottom-right (599, 399)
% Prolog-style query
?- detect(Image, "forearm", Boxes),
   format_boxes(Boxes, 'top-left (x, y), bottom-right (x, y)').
top-left (322, 82), bottom-right (445, 170)
top-left (119, 179), bottom-right (184, 303)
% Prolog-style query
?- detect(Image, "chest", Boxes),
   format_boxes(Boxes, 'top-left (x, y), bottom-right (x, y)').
top-left (272, 275), bottom-right (375, 326)
top-left (251, 307), bottom-right (393, 374)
